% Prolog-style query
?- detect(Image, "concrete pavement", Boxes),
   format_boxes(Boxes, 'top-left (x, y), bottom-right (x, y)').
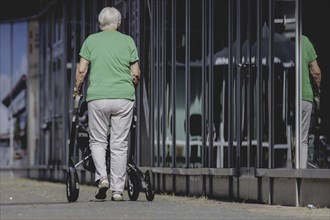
top-left (0, 176), bottom-right (329, 220)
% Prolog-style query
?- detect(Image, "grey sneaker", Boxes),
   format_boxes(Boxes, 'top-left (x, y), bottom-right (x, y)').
top-left (111, 192), bottom-right (123, 201)
top-left (95, 178), bottom-right (109, 200)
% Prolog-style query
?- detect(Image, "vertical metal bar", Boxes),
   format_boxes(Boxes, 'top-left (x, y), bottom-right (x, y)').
top-left (209, 0), bottom-right (214, 168)
top-left (246, 0), bottom-right (251, 168)
top-left (268, 0), bottom-right (274, 169)
top-left (93, 0), bottom-right (97, 32)
top-left (51, 12), bottom-right (56, 167)
top-left (201, 0), bottom-right (207, 197)
top-left (207, 0), bottom-right (211, 167)
top-left (295, 0), bottom-right (302, 207)
top-left (153, 0), bottom-right (158, 167)
top-left (236, 0), bottom-right (242, 200)
top-left (162, 0), bottom-right (166, 167)
top-left (208, 0), bottom-right (211, 168)
top-left (48, 15), bottom-right (52, 166)
top-left (39, 21), bottom-right (44, 164)
top-left (202, 0), bottom-right (206, 167)
top-left (81, 0), bottom-right (85, 39)
top-left (136, 0), bottom-right (141, 167)
top-left (228, 0), bottom-right (234, 169)
top-left (150, 0), bottom-right (155, 167)
top-left (9, 22), bottom-right (13, 166)
top-left (160, 0), bottom-right (166, 191)
top-left (154, 1), bottom-right (161, 187)
top-left (171, 0), bottom-right (177, 193)
top-left (71, 0), bottom-right (76, 165)
top-left (128, 0), bottom-right (131, 35)
top-left (295, 0), bottom-right (302, 170)
top-left (63, 0), bottom-right (68, 166)
top-left (37, 21), bottom-right (41, 165)
top-left (154, 0), bottom-right (158, 167)
top-left (156, 0), bottom-right (160, 167)
top-left (185, 0), bottom-right (191, 168)
top-left (256, 0), bottom-right (263, 168)
top-left (171, 0), bottom-right (177, 168)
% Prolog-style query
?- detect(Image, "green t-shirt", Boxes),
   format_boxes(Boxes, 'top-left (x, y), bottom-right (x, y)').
top-left (79, 30), bottom-right (139, 102)
top-left (301, 35), bottom-right (317, 102)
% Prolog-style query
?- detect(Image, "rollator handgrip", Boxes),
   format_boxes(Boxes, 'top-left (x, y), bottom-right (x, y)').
top-left (73, 95), bottom-right (82, 114)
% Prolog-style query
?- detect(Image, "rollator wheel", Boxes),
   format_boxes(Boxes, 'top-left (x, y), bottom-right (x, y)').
top-left (127, 171), bottom-right (140, 201)
top-left (66, 167), bottom-right (80, 202)
top-left (144, 170), bottom-right (155, 201)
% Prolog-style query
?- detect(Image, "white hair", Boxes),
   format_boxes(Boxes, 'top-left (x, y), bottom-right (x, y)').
top-left (98, 7), bottom-right (122, 30)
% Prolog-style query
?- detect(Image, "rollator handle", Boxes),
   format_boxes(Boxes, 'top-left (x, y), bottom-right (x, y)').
top-left (73, 95), bottom-right (82, 114)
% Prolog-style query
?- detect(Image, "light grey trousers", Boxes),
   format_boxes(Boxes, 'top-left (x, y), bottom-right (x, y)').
top-left (88, 99), bottom-right (134, 192)
top-left (300, 100), bottom-right (312, 169)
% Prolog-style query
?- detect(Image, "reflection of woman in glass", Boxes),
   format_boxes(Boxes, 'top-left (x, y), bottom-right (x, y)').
top-left (300, 35), bottom-right (321, 169)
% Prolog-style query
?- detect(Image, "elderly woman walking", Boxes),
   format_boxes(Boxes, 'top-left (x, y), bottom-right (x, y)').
top-left (73, 7), bottom-right (140, 201)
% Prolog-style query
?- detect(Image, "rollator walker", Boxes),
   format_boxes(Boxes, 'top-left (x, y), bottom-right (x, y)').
top-left (65, 96), bottom-right (155, 202)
